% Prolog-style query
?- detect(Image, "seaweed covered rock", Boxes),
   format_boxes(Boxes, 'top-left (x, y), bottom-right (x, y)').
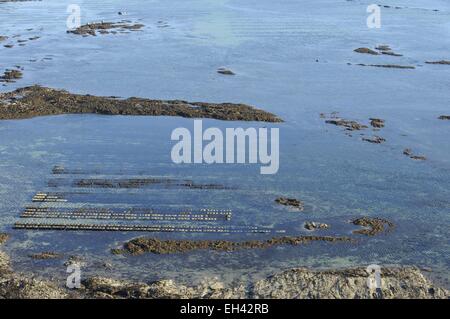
top-left (114, 235), bottom-right (352, 255)
top-left (325, 118), bottom-right (368, 131)
top-left (0, 85), bottom-right (282, 122)
top-left (275, 197), bottom-right (305, 210)
top-left (351, 217), bottom-right (394, 236)
top-left (67, 21), bottom-right (144, 36)
top-left (354, 48), bottom-right (379, 55)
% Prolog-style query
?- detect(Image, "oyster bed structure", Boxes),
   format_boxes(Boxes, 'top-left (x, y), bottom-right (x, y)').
top-left (0, 86), bottom-right (282, 122)
top-left (13, 166), bottom-right (278, 235)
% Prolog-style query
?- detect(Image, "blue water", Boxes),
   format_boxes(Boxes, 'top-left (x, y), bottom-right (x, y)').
top-left (0, 0), bottom-right (449, 286)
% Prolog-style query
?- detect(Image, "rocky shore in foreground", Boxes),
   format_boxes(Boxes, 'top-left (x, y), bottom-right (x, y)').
top-left (0, 86), bottom-right (282, 122)
top-left (0, 235), bottom-right (447, 299)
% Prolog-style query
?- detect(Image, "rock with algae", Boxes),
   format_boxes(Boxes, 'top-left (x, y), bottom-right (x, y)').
top-left (0, 86), bottom-right (282, 122)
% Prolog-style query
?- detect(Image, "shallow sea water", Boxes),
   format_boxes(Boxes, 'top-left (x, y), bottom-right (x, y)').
top-left (0, 0), bottom-right (449, 287)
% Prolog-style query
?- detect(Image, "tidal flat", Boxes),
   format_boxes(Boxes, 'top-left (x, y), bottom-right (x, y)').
top-left (0, 0), bottom-right (449, 298)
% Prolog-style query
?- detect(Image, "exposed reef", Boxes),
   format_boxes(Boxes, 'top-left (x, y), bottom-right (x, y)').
top-left (325, 118), bottom-right (368, 131)
top-left (0, 86), bottom-right (282, 122)
top-left (352, 217), bottom-right (394, 236)
top-left (112, 235), bottom-right (353, 255)
top-left (275, 197), bottom-right (305, 210)
top-left (67, 21), bottom-right (144, 36)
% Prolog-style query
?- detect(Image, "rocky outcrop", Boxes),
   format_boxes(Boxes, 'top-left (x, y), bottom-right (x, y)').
top-left (81, 267), bottom-right (448, 299)
top-left (0, 86), bottom-right (282, 122)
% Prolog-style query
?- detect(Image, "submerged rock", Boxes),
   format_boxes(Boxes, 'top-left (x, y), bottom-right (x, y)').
top-left (0, 69), bottom-right (23, 83)
top-left (403, 148), bottom-right (413, 156)
top-left (410, 155), bottom-right (427, 161)
top-left (381, 51), bottom-right (403, 57)
top-left (275, 197), bottom-right (304, 210)
top-left (362, 135), bottom-right (386, 144)
top-left (217, 67), bottom-right (235, 75)
top-left (425, 60), bottom-right (450, 65)
top-left (403, 148), bottom-right (427, 161)
top-left (355, 63), bottom-right (415, 69)
top-left (113, 235), bottom-right (353, 255)
top-left (352, 217), bottom-right (395, 236)
top-left (0, 85), bottom-right (282, 122)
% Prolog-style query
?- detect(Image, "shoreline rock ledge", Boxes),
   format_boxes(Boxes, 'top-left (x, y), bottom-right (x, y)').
top-left (0, 243), bottom-right (447, 299)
